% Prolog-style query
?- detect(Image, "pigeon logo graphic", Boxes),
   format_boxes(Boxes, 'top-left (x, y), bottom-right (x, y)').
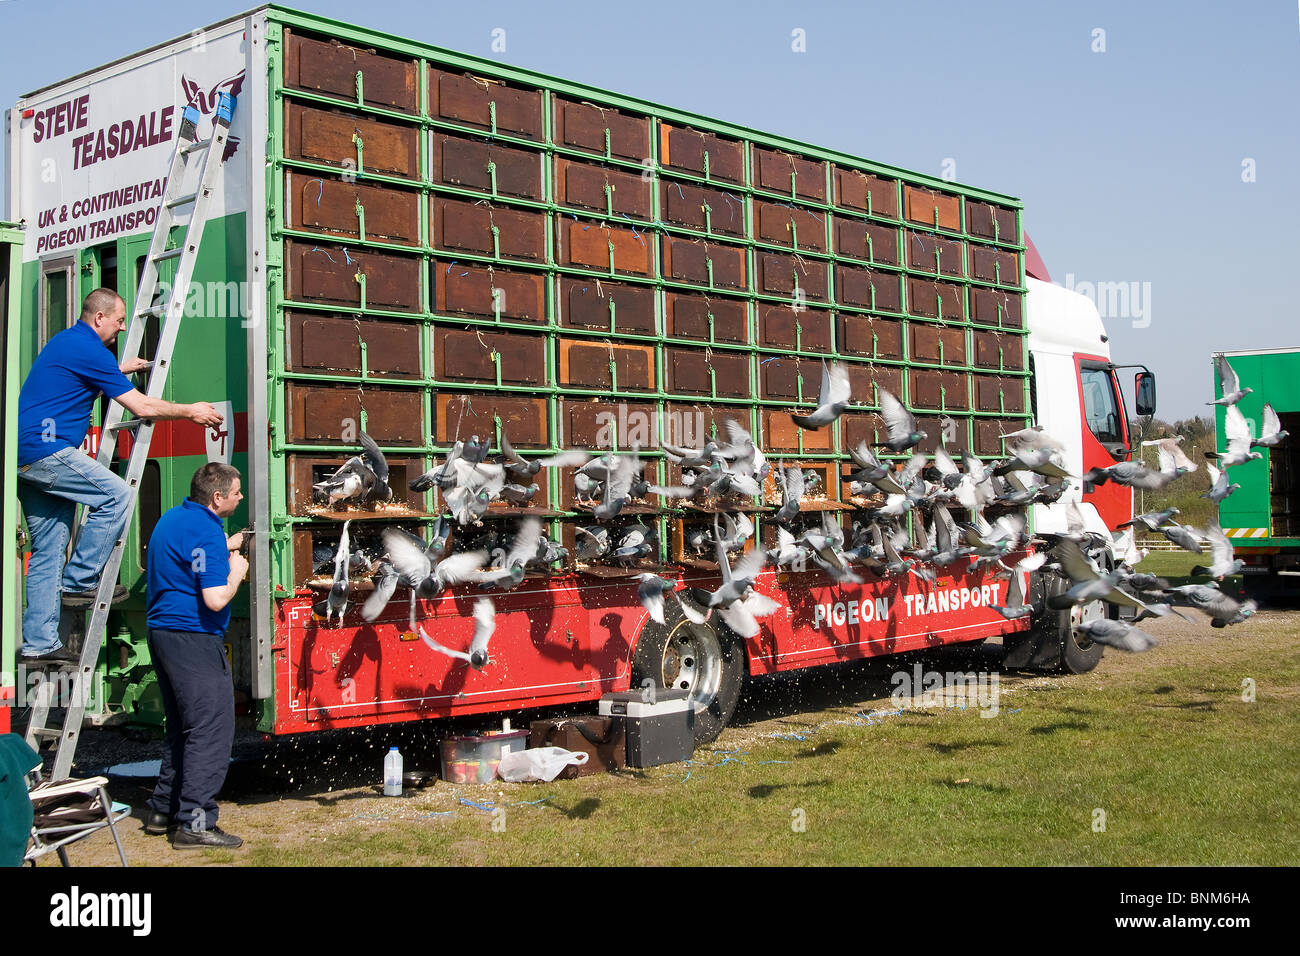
top-left (179, 70), bottom-right (244, 162)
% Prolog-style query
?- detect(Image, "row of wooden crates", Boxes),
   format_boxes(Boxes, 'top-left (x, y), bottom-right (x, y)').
top-left (283, 240), bottom-right (1024, 324)
top-left (284, 166), bottom-right (1021, 286)
top-left (283, 29), bottom-right (1019, 243)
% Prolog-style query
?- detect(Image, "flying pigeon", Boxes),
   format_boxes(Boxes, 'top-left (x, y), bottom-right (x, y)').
top-left (792, 361), bottom-right (852, 430)
top-left (1208, 354), bottom-right (1252, 406)
top-left (419, 597), bottom-right (496, 670)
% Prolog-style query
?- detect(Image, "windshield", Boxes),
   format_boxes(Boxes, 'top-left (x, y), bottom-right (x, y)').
top-left (1080, 367), bottom-right (1124, 444)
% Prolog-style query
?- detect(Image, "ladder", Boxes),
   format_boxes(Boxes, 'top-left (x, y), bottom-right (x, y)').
top-left (25, 93), bottom-right (237, 781)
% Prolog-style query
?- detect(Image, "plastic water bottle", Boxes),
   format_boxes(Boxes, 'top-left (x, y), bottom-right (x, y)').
top-left (384, 746), bottom-right (403, 796)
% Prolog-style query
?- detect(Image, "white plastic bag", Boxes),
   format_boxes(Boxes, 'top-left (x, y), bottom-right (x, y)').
top-left (497, 747), bottom-right (589, 782)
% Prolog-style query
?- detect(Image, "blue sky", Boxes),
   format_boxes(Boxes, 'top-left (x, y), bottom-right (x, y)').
top-left (3, 0), bottom-right (1297, 421)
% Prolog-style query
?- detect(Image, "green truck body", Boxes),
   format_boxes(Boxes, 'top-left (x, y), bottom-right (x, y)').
top-left (1213, 348), bottom-right (1300, 592)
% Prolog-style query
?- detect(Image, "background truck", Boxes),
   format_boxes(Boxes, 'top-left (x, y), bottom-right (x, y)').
top-left (1212, 348), bottom-right (1300, 598)
top-left (3, 5), bottom-right (1154, 747)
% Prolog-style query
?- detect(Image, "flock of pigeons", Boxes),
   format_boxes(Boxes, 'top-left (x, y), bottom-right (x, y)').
top-left (305, 354), bottom-right (1282, 669)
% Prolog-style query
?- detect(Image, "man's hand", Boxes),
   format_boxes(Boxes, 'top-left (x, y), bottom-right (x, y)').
top-left (228, 551), bottom-right (250, 582)
top-left (189, 402), bottom-right (224, 428)
top-left (227, 530), bottom-right (249, 552)
top-left (119, 356), bottom-right (151, 375)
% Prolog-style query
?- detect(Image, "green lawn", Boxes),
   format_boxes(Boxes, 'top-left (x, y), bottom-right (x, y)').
top-left (212, 615), bottom-right (1296, 867)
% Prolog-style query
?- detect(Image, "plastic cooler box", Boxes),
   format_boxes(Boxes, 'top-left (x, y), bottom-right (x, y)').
top-left (598, 689), bottom-right (694, 767)
top-left (440, 729), bottom-right (529, 783)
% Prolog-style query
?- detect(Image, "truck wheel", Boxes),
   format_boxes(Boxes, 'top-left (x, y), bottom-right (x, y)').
top-left (631, 606), bottom-right (745, 746)
top-left (1003, 570), bottom-right (1104, 674)
top-left (1059, 596), bottom-right (1107, 674)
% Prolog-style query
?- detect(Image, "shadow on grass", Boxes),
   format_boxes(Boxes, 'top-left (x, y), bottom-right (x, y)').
top-left (927, 740), bottom-right (1008, 755)
top-left (748, 779), bottom-right (832, 799)
top-left (554, 797), bottom-right (601, 820)
top-left (936, 779), bottom-right (1011, 794)
top-left (794, 740), bottom-right (842, 759)
top-left (1028, 721), bottom-right (1090, 735)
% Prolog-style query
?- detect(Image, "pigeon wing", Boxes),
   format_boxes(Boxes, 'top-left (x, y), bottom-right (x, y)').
top-left (1215, 354), bottom-right (1241, 398)
top-left (358, 432), bottom-right (389, 482)
top-left (878, 389), bottom-right (914, 443)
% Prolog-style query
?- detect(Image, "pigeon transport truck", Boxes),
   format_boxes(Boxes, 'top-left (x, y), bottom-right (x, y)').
top-left (2, 6), bottom-right (1157, 747)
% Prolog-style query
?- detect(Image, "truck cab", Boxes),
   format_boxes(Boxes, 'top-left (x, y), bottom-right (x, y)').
top-left (1022, 241), bottom-right (1150, 542)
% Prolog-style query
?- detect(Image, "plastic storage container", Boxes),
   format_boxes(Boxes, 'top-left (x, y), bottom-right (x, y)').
top-left (440, 727), bottom-right (530, 783)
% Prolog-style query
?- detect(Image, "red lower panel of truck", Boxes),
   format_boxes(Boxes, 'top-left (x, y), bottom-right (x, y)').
top-left (271, 562), bottom-right (1030, 733)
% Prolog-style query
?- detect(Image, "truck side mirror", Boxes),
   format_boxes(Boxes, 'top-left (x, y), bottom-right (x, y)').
top-left (1135, 371), bottom-right (1157, 417)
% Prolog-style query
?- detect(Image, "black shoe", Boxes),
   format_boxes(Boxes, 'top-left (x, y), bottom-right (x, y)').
top-left (174, 825), bottom-right (243, 849)
top-left (62, 585), bottom-right (129, 607)
top-left (22, 645), bottom-right (80, 666)
top-left (144, 811), bottom-right (175, 835)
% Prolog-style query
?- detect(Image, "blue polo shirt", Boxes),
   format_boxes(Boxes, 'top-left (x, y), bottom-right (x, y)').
top-left (17, 321), bottom-right (134, 466)
top-left (146, 498), bottom-right (232, 635)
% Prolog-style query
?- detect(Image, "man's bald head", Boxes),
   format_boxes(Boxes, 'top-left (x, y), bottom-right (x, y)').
top-left (80, 288), bottom-right (126, 344)
top-left (81, 288), bottom-right (124, 322)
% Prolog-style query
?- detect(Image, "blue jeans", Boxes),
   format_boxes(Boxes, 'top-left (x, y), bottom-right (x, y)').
top-left (16, 446), bottom-right (132, 657)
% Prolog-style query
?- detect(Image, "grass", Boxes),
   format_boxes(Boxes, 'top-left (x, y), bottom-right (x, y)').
top-left (61, 609), bottom-right (1300, 867)
top-left (1136, 550), bottom-right (1203, 579)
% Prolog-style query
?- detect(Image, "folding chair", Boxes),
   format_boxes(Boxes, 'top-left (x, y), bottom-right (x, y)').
top-left (25, 775), bottom-right (130, 867)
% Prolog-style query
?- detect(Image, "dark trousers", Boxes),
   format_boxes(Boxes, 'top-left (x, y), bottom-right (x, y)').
top-left (147, 628), bottom-right (234, 830)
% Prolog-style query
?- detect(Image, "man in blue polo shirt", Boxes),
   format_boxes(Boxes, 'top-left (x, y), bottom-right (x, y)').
top-left (145, 461), bottom-right (249, 850)
top-left (16, 288), bottom-right (223, 663)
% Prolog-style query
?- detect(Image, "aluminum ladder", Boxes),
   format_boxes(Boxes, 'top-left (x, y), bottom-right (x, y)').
top-left (25, 92), bottom-right (237, 781)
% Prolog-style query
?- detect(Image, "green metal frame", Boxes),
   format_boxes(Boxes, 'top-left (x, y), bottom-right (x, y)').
top-left (260, 5), bottom-right (1031, 595)
top-left (2, 222), bottom-right (24, 719)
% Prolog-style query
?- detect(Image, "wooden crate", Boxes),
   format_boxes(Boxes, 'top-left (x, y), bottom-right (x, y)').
top-left (284, 240), bottom-right (422, 313)
top-left (434, 393), bottom-right (549, 449)
top-left (284, 29), bottom-right (418, 112)
top-left (833, 167), bottom-right (899, 219)
top-left (836, 314), bottom-right (904, 361)
top-left (430, 132), bottom-right (544, 200)
top-left (285, 171), bottom-right (420, 246)
top-left (286, 312), bottom-right (422, 380)
top-left (285, 383), bottom-right (425, 446)
top-left (556, 276), bottom-right (656, 335)
top-left (431, 260), bottom-right (546, 324)
top-left (753, 199), bottom-right (828, 253)
top-left (428, 68), bottom-right (544, 141)
top-left (432, 326), bottom-right (549, 387)
top-left (557, 338), bottom-right (656, 393)
top-left (834, 217), bottom-right (901, 266)
top-left (552, 97), bottom-right (651, 162)
top-left (661, 235), bottom-right (747, 291)
top-left (554, 157), bottom-right (652, 220)
top-left (284, 102), bottom-right (419, 179)
top-left (431, 196), bottom-right (547, 264)
top-left (663, 292), bottom-right (749, 345)
top-left (658, 122), bottom-right (745, 184)
top-left (904, 185), bottom-right (961, 232)
top-left (555, 215), bottom-right (653, 276)
top-left (836, 265), bottom-right (901, 313)
top-left (757, 303), bottom-right (832, 353)
top-left (750, 145), bottom-right (827, 202)
top-left (755, 250), bottom-right (828, 302)
top-left (659, 178), bottom-right (747, 238)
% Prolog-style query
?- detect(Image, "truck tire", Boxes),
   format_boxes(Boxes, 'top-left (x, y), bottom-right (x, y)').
top-left (630, 605), bottom-right (745, 746)
top-left (1002, 570), bottom-right (1105, 674)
